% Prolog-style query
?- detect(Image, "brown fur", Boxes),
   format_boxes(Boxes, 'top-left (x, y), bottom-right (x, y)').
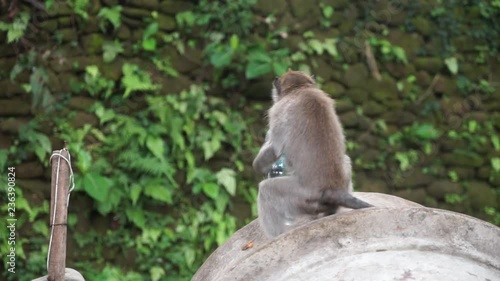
top-left (253, 70), bottom-right (372, 238)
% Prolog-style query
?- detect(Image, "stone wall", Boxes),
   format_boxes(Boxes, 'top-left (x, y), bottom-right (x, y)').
top-left (0, 0), bottom-right (499, 263)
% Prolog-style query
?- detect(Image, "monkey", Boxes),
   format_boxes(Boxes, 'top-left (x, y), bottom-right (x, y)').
top-left (253, 70), bottom-right (373, 238)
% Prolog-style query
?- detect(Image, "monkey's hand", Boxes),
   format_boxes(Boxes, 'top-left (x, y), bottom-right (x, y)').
top-left (253, 141), bottom-right (278, 174)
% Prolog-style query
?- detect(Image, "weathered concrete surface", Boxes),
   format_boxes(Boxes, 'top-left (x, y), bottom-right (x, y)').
top-left (192, 192), bottom-right (500, 281)
top-left (31, 268), bottom-right (85, 281)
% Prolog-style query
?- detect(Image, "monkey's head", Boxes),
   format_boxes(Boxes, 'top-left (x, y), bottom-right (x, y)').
top-left (272, 70), bottom-right (316, 103)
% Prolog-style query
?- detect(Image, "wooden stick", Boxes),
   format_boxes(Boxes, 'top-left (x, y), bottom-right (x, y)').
top-left (415, 74), bottom-right (440, 105)
top-left (48, 149), bottom-right (69, 281)
top-left (365, 40), bottom-right (382, 81)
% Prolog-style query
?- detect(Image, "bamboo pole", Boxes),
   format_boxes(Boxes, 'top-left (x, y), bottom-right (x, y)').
top-left (48, 149), bottom-right (69, 281)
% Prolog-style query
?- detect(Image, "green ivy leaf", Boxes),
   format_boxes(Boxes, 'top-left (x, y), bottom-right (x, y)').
top-left (184, 248), bottom-right (195, 268)
top-left (150, 266), bottom-right (165, 281)
top-left (209, 47), bottom-right (233, 68)
top-left (202, 182), bottom-right (219, 199)
top-left (445, 57), bottom-right (458, 75)
top-left (103, 40), bottom-right (124, 63)
top-left (82, 173), bottom-right (112, 202)
top-left (229, 34), bottom-right (239, 50)
top-left (34, 134), bottom-right (51, 162)
top-left (308, 39), bottom-right (324, 55)
top-left (144, 184), bottom-right (173, 204)
top-left (130, 184), bottom-right (142, 206)
top-left (245, 61), bottom-right (272, 79)
top-left (272, 61), bottom-right (288, 76)
top-left (97, 6), bottom-right (122, 30)
top-left (216, 168), bottom-right (236, 196)
top-left (413, 124), bottom-right (439, 140)
top-left (393, 47), bottom-right (408, 64)
top-left (126, 207), bottom-right (145, 228)
top-left (142, 37), bottom-right (157, 51)
top-left (121, 63), bottom-right (160, 97)
top-left (146, 136), bottom-right (165, 159)
top-left (248, 50), bottom-right (272, 63)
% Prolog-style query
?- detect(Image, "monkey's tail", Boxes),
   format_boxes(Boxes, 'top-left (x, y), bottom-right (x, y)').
top-left (321, 189), bottom-right (373, 210)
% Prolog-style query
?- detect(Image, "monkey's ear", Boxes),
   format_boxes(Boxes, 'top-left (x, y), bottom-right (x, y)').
top-left (287, 68), bottom-right (292, 72)
top-left (310, 74), bottom-right (316, 83)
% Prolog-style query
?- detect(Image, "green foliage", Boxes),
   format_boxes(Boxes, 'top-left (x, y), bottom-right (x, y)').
top-left (319, 3), bottom-right (334, 28)
top-left (368, 37), bottom-right (408, 64)
top-left (178, 0), bottom-right (257, 37)
top-left (0, 12), bottom-right (30, 43)
top-left (444, 57), bottom-right (458, 75)
top-left (121, 63), bottom-right (160, 97)
top-left (143, 18), bottom-right (159, 51)
top-left (68, 0), bottom-right (90, 20)
top-left (98, 6), bottom-right (122, 31)
top-left (103, 40), bottom-right (124, 63)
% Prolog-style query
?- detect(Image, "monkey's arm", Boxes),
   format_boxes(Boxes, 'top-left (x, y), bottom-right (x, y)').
top-left (253, 141), bottom-right (279, 174)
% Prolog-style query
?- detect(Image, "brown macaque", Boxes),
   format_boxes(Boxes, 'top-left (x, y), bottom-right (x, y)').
top-left (253, 70), bottom-right (373, 238)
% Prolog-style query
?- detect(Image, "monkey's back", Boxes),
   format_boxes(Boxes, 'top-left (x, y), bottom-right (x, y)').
top-left (269, 87), bottom-right (350, 190)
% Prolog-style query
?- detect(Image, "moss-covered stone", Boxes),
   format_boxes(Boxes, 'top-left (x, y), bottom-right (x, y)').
top-left (0, 118), bottom-right (29, 134)
top-left (122, 7), bottom-right (152, 18)
top-left (385, 62), bottom-right (416, 79)
top-left (442, 151), bottom-right (484, 167)
top-left (82, 34), bottom-right (105, 55)
top-left (323, 81), bottom-right (346, 98)
top-left (320, 0), bottom-right (350, 9)
top-left (117, 24), bottom-right (131, 40)
top-left (369, 75), bottom-right (399, 104)
top-left (362, 100), bottom-right (385, 117)
top-left (159, 0), bottom-right (194, 15)
top-left (0, 99), bottom-right (31, 116)
top-left (452, 36), bottom-right (476, 52)
top-left (16, 162), bottom-right (44, 179)
top-left (160, 74), bottom-right (192, 94)
top-left (58, 16), bottom-right (72, 27)
top-left (477, 166), bottom-right (491, 180)
top-left (0, 80), bottom-right (24, 96)
top-left (128, 0), bottom-right (159, 9)
top-left (101, 58), bottom-right (124, 81)
top-left (339, 111), bottom-right (359, 128)
top-left (335, 99), bottom-right (354, 114)
top-left (82, 16), bottom-right (100, 33)
top-left (47, 69), bottom-right (62, 92)
top-left (121, 16), bottom-right (143, 28)
top-left (347, 88), bottom-right (368, 104)
top-left (343, 63), bottom-right (369, 88)
top-left (387, 29), bottom-right (423, 60)
top-left (451, 167), bottom-right (476, 180)
top-left (254, 0), bottom-right (287, 15)
top-left (68, 97), bottom-right (96, 111)
top-left (39, 19), bottom-right (58, 31)
top-left (59, 28), bottom-right (78, 42)
top-left (467, 181), bottom-right (497, 210)
top-left (158, 14), bottom-right (176, 31)
top-left (434, 76), bottom-right (457, 95)
top-left (440, 138), bottom-right (467, 152)
top-left (163, 46), bottom-right (202, 74)
top-left (415, 70), bottom-right (431, 87)
top-left (69, 111), bottom-right (99, 128)
top-left (358, 178), bottom-right (389, 193)
top-left (415, 57), bottom-right (444, 73)
top-left (427, 180), bottom-right (463, 199)
top-left (399, 169), bottom-right (435, 188)
top-left (46, 2), bottom-right (73, 16)
top-left (393, 188), bottom-right (427, 205)
top-left (289, 0), bottom-right (321, 19)
top-left (58, 73), bottom-right (78, 93)
top-left (411, 16), bottom-right (432, 36)
top-left (382, 111), bottom-right (416, 125)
